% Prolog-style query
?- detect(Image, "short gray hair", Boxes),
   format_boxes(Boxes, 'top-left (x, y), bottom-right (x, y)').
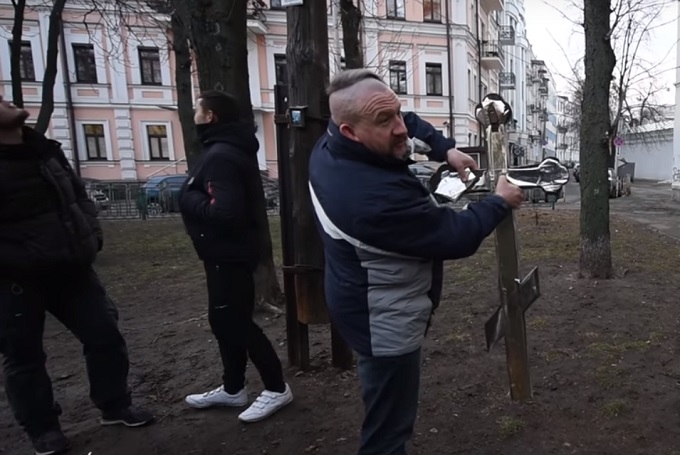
top-left (326, 69), bottom-right (385, 96)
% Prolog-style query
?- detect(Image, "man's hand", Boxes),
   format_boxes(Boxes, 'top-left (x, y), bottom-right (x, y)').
top-left (495, 175), bottom-right (524, 209)
top-left (446, 149), bottom-right (479, 181)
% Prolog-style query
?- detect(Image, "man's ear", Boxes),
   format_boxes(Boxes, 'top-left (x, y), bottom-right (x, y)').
top-left (339, 123), bottom-right (359, 141)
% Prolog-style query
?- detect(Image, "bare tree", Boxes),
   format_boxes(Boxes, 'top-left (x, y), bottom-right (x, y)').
top-left (168, 12), bottom-right (201, 167)
top-left (8, 0), bottom-right (67, 132)
top-left (10, 0), bottom-right (27, 108)
top-left (579, 0), bottom-right (616, 278)
top-left (34, 0), bottom-right (67, 134)
top-left (339, 0), bottom-right (363, 69)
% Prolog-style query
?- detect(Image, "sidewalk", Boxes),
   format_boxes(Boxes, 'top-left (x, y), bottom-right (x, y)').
top-left (560, 180), bottom-right (680, 242)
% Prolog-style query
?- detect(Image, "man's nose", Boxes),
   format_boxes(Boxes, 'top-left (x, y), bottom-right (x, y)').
top-left (393, 116), bottom-right (407, 136)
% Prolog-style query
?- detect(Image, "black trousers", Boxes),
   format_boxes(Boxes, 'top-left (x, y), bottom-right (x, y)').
top-left (356, 348), bottom-right (422, 455)
top-left (0, 268), bottom-right (131, 439)
top-left (203, 261), bottom-right (285, 394)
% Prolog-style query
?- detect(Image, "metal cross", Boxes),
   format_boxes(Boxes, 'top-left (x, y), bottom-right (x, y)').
top-left (428, 93), bottom-right (569, 401)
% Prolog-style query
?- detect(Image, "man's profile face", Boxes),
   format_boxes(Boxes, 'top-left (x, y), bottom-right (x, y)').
top-left (0, 96), bottom-right (29, 129)
top-left (193, 98), bottom-right (214, 125)
top-left (339, 87), bottom-right (409, 159)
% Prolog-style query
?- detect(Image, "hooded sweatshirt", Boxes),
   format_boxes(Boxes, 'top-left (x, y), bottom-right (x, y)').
top-left (178, 121), bottom-right (265, 268)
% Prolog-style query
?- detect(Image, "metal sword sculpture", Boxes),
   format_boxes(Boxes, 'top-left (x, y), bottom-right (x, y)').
top-left (421, 93), bottom-right (569, 401)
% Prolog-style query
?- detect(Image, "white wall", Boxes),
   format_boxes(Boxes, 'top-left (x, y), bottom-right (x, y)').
top-left (618, 131), bottom-right (673, 181)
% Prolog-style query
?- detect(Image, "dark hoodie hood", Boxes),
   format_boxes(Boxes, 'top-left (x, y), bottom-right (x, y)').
top-left (197, 121), bottom-right (260, 155)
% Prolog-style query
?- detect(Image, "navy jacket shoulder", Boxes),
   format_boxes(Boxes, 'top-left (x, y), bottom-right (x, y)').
top-left (310, 119), bottom-right (511, 262)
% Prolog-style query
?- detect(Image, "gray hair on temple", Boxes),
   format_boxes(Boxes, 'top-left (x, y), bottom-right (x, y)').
top-left (326, 69), bottom-right (385, 96)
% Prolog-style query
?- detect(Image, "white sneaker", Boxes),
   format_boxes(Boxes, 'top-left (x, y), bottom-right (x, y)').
top-left (238, 383), bottom-right (293, 423)
top-left (185, 385), bottom-right (248, 409)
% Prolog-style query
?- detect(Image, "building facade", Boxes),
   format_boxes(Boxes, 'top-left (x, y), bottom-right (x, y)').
top-left (673, 0), bottom-right (680, 200)
top-left (2, 0), bottom-right (563, 182)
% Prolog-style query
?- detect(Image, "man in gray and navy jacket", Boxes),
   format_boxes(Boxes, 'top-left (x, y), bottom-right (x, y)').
top-left (309, 69), bottom-right (525, 455)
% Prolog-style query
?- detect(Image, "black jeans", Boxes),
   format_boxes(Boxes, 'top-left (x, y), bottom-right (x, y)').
top-left (204, 261), bottom-right (285, 394)
top-left (356, 348), bottom-right (422, 455)
top-left (0, 268), bottom-right (131, 439)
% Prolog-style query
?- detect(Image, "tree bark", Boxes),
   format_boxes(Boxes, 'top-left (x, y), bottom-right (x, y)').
top-left (35, 0), bottom-right (66, 134)
top-left (170, 14), bottom-right (200, 169)
top-left (339, 0), bottom-right (363, 69)
top-left (579, 0), bottom-right (616, 278)
top-left (10, 0), bottom-right (26, 108)
top-left (173, 0), bottom-right (284, 307)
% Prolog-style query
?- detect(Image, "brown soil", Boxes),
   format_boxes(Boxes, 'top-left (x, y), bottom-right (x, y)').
top-left (1, 210), bottom-right (680, 455)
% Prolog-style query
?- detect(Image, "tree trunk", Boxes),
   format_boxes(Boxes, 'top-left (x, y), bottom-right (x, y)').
top-left (579, 0), bottom-right (616, 278)
top-left (170, 14), bottom-right (200, 169)
top-left (35, 0), bottom-right (66, 134)
top-left (339, 0), bottom-right (363, 69)
top-left (10, 0), bottom-right (26, 108)
top-left (174, 0), bottom-right (284, 307)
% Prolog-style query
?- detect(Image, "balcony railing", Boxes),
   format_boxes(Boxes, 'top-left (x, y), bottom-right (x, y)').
top-left (499, 72), bottom-right (516, 89)
top-left (499, 25), bottom-right (515, 45)
top-left (482, 41), bottom-right (504, 60)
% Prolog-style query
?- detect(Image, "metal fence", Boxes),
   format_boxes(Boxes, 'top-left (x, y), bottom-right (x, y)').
top-left (88, 179), bottom-right (280, 221)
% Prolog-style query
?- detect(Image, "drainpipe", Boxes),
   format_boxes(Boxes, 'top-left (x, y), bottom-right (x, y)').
top-left (475, 0), bottom-right (482, 146)
top-left (59, 20), bottom-right (80, 176)
top-left (445, 0), bottom-right (454, 135)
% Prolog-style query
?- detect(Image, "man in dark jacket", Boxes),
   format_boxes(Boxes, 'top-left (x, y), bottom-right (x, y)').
top-left (309, 70), bottom-right (525, 455)
top-left (0, 97), bottom-right (153, 455)
top-left (179, 90), bottom-right (292, 423)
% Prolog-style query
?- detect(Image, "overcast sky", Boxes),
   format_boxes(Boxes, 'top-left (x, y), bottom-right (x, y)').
top-left (524, 0), bottom-right (678, 106)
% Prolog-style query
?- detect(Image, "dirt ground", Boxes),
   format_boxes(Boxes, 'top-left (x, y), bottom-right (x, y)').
top-left (1, 210), bottom-right (680, 455)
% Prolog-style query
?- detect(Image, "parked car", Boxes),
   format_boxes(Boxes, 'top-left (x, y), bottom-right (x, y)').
top-left (141, 175), bottom-right (188, 213)
top-left (80, 177), bottom-right (110, 214)
top-left (88, 189), bottom-right (110, 212)
top-left (409, 161), bottom-right (441, 188)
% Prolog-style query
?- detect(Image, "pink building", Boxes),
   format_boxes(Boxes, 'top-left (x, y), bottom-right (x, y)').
top-left (1, 0), bottom-right (506, 181)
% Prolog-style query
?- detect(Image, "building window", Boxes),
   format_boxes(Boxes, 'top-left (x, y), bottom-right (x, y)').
top-left (274, 54), bottom-right (287, 86)
top-left (147, 125), bottom-right (170, 161)
top-left (389, 60), bottom-right (407, 95)
top-left (270, 0), bottom-right (282, 8)
top-left (386, 0), bottom-right (405, 19)
top-left (139, 47), bottom-right (162, 85)
top-left (425, 63), bottom-right (442, 96)
top-left (8, 41), bottom-right (35, 81)
top-left (83, 124), bottom-right (107, 161)
top-left (423, 0), bottom-right (441, 22)
top-left (73, 44), bottom-right (97, 83)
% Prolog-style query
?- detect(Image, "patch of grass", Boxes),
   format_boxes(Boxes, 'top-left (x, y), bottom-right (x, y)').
top-left (444, 331), bottom-right (472, 344)
top-left (539, 349), bottom-right (577, 363)
top-left (527, 317), bottom-right (548, 330)
top-left (497, 416), bottom-right (525, 439)
top-left (587, 339), bottom-right (650, 357)
top-left (601, 399), bottom-right (629, 418)
top-left (594, 366), bottom-right (626, 390)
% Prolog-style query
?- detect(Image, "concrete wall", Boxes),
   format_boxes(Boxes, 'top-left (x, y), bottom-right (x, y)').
top-left (618, 130), bottom-right (673, 181)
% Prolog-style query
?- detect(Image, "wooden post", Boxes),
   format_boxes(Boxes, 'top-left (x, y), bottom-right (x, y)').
top-left (274, 84), bottom-right (309, 369)
top-left (285, 1), bottom-right (353, 371)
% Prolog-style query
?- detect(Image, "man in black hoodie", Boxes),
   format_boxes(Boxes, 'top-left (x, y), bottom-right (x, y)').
top-left (179, 90), bottom-right (292, 423)
top-left (0, 97), bottom-right (153, 455)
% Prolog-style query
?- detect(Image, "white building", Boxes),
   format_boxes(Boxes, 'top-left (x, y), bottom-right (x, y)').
top-left (673, 0), bottom-right (680, 200)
